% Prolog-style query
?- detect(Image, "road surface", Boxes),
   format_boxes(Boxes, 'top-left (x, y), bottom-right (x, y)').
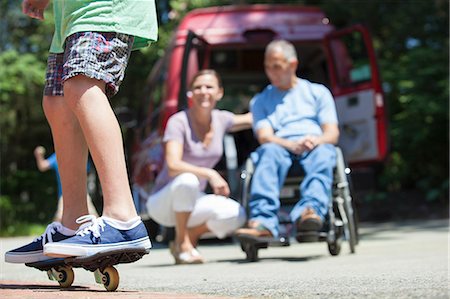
top-left (0, 219), bottom-right (448, 298)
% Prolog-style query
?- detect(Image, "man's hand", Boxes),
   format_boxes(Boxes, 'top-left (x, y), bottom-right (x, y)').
top-left (285, 135), bottom-right (320, 155)
top-left (285, 139), bottom-right (307, 155)
top-left (208, 170), bottom-right (230, 197)
top-left (299, 135), bottom-right (321, 151)
top-left (22, 0), bottom-right (50, 20)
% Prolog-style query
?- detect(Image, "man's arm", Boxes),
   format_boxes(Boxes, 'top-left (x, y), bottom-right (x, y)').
top-left (299, 123), bottom-right (340, 152)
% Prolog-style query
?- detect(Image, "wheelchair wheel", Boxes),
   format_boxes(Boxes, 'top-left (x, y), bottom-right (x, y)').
top-left (343, 195), bottom-right (357, 253)
top-left (328, 239), bottom-right (342, 256)
top-left (347, 173), bottom-right (360, 245)
top-left (334, 147), bottom-right (358, 254)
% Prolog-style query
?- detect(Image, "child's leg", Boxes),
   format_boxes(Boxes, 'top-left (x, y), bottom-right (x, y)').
top-left (63, 75), bottom-right (137, 221)
top-left (43, 32), bottom-right (150, 258)
top-left (43, 95), bottom-right (89, 230)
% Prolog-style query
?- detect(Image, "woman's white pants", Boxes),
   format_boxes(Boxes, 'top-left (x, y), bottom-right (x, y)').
top-left (147, 173), bottom-right (246, 239)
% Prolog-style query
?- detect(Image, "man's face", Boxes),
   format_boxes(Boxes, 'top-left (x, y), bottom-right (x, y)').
top-left (264, 50), bottom-right (296, 90)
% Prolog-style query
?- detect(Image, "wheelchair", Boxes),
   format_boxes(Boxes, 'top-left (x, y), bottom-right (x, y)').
top-left (237, 146), bottom-right (358, 262)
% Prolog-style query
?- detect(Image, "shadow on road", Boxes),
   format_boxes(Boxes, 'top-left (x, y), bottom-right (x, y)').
top-left (0, 283), bottom-right (93, 291)
top-left (0, 282), bottom-right (143, 294)
top-left (217, 254), bottom-right (324, 264)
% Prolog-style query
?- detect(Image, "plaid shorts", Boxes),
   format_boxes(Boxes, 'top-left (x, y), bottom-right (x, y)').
top-left (44, 32), bottom-right (134, 98)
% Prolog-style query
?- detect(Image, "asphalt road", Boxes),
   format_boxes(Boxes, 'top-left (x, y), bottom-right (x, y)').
top-left (0, 219), bottom-right (448, 298)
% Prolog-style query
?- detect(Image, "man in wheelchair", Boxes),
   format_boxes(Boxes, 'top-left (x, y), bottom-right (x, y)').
top-left (235, 39), bottom-right (339, 241)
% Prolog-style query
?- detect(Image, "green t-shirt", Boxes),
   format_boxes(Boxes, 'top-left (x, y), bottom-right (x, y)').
top-left (50, 0), bottom-right (158, 53)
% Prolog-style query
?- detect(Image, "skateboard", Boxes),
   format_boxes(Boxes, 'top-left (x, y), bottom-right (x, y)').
top-left (26, 248), bottom-right (150, 291)
top-left (235, 233), bottom-right (290, 262)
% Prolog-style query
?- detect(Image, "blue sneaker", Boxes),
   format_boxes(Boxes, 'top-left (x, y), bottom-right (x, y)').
top-left (44, 215), bottom-right (152, 258)
top-left (5, 222), bottom-right (73, 263)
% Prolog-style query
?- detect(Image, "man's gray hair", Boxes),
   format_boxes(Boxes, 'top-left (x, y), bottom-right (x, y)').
top-left (265, 39), bottom-right (298, 62)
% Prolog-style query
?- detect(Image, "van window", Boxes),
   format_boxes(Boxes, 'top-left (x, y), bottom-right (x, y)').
top-left (200, 48), bottom-right (266, 112)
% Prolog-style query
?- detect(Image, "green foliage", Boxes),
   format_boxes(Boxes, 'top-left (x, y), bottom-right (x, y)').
top-left (0, 221), bottom-right (48, 237)
top-left (0, 50), bottom-right (47, 151)
top-left (0, 169), bottom-right (57, 235)
top-left (0, 1), bottom-right (58, 234)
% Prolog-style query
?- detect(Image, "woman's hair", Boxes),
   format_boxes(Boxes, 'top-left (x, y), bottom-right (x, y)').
top-left (190, 69), bottom-right (223, 89)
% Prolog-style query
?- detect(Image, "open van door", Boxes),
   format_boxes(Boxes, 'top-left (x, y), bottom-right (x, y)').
top-left (324, 25), bottom-right (388, 165)
top-left (178, 30), bottom-right (242, 194)
top-left (178, 30), bottom-right (210, 111)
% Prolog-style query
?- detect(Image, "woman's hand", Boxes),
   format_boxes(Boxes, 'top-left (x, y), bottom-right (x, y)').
top-left (207, 170), bottom-right (230, 197)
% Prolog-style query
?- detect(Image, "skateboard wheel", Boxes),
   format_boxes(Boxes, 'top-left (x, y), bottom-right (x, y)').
top-left (57, 266), bottom-right (74, 288)
top-left (101, 266), bottom-right (119, 291)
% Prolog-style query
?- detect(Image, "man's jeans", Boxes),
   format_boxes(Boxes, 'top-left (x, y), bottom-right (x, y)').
top-left (249, 143), bottom-right (336, 237)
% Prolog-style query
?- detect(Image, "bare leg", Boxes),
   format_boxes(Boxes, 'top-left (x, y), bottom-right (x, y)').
top-left (87, 194), bottom-right (99, 217)
top-left (43, 95), bottom-right (89, 230)
top-left (63, 75), bottom-right (137, 222)
top-left (175, 211), bottom-right (195, 253)
top-left (53, 196), bottom-right (63, 223)
top-left (188, 223), bottom-right (209, 247)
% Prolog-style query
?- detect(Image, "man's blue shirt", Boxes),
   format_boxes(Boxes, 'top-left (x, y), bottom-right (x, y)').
top-left (250, 78), bottom-right (338, 140)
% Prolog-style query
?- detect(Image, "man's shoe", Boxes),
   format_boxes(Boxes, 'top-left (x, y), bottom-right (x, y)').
top-left (296, 208), bottom-right (323, 232)
top-left (5, 222), bottom-right (73, 263)
top-left (295, 208), bottom-right (323, 242)
top-left (235, 221), bottom-right (273, 238)
top-left (44, 215), bottom-right (152, 258)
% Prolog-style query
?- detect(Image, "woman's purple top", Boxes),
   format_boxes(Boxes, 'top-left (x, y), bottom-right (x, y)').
top-left (151, 109), bottom-right (234, 193)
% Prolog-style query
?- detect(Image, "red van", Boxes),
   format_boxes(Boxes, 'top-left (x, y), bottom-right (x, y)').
top-left (129, 4), bottom-right (388, 216)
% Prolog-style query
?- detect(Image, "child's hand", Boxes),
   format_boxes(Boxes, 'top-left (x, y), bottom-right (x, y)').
top-left (34, 146), bottom-right (46, 157)
top-left (22, 0), bottom-right (49, 20)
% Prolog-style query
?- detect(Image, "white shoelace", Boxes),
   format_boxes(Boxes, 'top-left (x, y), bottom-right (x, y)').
top-left (75, 215), bottom-right (105, 239)
top-left (34, 222), bottom-right (64, 247)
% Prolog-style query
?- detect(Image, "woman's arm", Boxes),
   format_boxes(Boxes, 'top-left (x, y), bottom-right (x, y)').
top-left (165, 140), bottom-right (230, 196)
top-left (228, 112), bottom-right (253, 132)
